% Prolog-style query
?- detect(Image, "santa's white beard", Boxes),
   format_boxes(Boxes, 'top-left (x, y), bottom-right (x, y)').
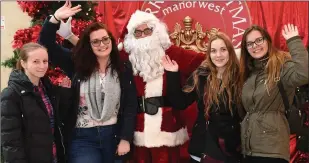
top-left (126, 35), bottom-right (165, 82)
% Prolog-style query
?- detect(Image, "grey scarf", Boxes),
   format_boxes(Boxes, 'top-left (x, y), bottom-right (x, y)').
top-left (81, 69), bottom-right (121, 121)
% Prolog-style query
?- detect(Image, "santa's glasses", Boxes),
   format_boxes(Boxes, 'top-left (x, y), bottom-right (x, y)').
top-left (134, 28), bottom-right (153, 38)
top-left (90, 37), bottom-right (111, 47)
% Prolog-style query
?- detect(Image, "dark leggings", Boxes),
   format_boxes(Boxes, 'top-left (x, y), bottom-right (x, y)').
top-left (243, 156), bottom-right (288, 163)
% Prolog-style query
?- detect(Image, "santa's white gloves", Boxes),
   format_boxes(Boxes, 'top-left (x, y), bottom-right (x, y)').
top-left (57, 17), bottom-right (73, 39)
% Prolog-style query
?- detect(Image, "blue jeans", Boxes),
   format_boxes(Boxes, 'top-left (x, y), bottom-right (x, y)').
top-left (69, 125), bottom-right (117, 163)
top-left (114, 160), bottom-right (123, 163)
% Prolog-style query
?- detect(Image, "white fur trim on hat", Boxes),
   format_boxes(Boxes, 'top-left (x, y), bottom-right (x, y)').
top-left (117, 42), bottom-right (123, 51)
top-left (126, 10), bottom-right (160, 34)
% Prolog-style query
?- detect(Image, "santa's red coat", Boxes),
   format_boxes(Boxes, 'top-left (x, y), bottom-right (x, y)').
top-left (120, 45), bottom-right (205, 148)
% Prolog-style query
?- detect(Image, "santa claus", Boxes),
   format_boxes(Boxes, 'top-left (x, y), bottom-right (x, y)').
top-left (117, 10), bottom-right (205, 163)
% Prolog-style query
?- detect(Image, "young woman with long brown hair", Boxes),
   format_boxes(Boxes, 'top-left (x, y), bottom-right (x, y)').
top-left (239, 24), bottom-right (308, 163)
top-left (162, 32), bottom-right (244, 163)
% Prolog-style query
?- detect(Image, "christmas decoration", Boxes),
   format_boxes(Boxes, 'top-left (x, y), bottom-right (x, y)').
top-left (1, 1), bottom-right (104, 85)
top-left (296, 84), bottom-right (309, 163)
top-left (1, 49), bottom-right (20, 68)
top-left (12, 25), bottom-right (42, 49)
top-left (71, 19), bottom-right (93, 37)
top-left (297, 152), bottom-right (309, 163)
top-left (17, 1), bottom-right (49, 18)
top-left (45, 67), bottom-right (68, 86)
top-left (18, 1), bottom-right (97, 26)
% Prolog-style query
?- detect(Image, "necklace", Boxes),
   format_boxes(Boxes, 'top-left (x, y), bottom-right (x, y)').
top-left (98, 67), bottom-right (106, 80)
top-left (98, 70), bottom-right (106, 93)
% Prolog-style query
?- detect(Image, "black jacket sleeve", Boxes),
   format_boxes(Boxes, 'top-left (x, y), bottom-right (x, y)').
top-left (54, 86), bottom-right (74, 123)
top-left (119, 62), bottom-right (138, 143)
top-left (1, 88), bottom-right (27, 163)
top-left (52, 86), bottom-right (74, 151)
top-left (38, 16), bottom-right (75, 78)
top-left (166, 71), bottom-right (197, 110)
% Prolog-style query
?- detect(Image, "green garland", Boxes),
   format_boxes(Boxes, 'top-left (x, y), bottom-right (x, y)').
top-left (1, 49), bottom-right (20, 68)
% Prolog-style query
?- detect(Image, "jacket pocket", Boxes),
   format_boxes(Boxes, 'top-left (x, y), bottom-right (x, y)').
top-left (253, 119), bottom-right (279, 148)
top-left (256, 120), bottom-right (278, 135)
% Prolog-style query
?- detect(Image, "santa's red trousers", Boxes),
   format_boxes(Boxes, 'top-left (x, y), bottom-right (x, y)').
top-left (130, 145), bottom-right (180, 163)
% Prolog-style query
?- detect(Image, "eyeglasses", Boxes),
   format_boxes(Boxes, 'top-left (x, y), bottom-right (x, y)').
top-left (90, 37), bottom-right (111, 47)
top-left (246, 37), bottom-right (265, 49)
top-left (134, 28), bottom-right (153, 38)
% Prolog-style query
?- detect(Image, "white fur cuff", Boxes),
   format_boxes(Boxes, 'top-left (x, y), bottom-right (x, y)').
top-left (134, 127), bottom-right (189, 148)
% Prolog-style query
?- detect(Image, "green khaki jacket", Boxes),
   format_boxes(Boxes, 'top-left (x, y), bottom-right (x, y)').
top-left (241, 36), bottom-right (308, 161)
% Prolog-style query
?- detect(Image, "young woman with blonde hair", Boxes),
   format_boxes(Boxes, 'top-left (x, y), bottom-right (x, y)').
top-left (1, 42), bottom-right (72, 163)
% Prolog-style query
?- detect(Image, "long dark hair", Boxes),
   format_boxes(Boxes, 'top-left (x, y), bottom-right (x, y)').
top-left (239, 25), bottom-right (290, 89)
top-left (73, 22), bottom-right (121, 79)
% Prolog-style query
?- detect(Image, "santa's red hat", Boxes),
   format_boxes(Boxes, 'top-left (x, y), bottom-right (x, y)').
top-left (117, 10), bottom-right (160, 51)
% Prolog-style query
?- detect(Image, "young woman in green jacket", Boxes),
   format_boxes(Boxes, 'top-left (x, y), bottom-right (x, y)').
top-left (239, 24), bottom-right (308, 163)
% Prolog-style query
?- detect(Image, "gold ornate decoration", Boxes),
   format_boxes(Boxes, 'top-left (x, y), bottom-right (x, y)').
top-left (170, 16), bottom-right (220, 53)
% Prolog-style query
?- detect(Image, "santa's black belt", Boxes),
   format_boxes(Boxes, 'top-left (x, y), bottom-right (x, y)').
top-left (137, 96), bottom-right (171, 115)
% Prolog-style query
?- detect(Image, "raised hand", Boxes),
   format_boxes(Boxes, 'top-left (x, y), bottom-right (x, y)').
top-left (54, 0), bottom-right (82, 20)
top-left (59, 77), bottom-right (71, 88)
top-left (282, 24), bottom-right (299, 40)
top-left (162, 55), bottom-right (179, 72)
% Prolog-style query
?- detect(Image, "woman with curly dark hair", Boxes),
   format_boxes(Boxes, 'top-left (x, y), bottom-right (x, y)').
top-left (38, 1), bottom-right (138, 163)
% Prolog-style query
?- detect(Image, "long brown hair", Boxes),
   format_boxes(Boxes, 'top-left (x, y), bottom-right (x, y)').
top-left (239, 25), bottom-right (291, 89)
top-left (73, 22), bottom-right (120, 79)
top-left (16, 42), bottom-right (47, 71)
top-left (184, 32), bottom-right (243, 116)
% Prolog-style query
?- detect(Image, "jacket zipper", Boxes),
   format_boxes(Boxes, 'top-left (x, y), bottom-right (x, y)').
top-left (43, 88), bottom-right (67, 161)
top-left (58, 126), bottom-right (66, 157)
